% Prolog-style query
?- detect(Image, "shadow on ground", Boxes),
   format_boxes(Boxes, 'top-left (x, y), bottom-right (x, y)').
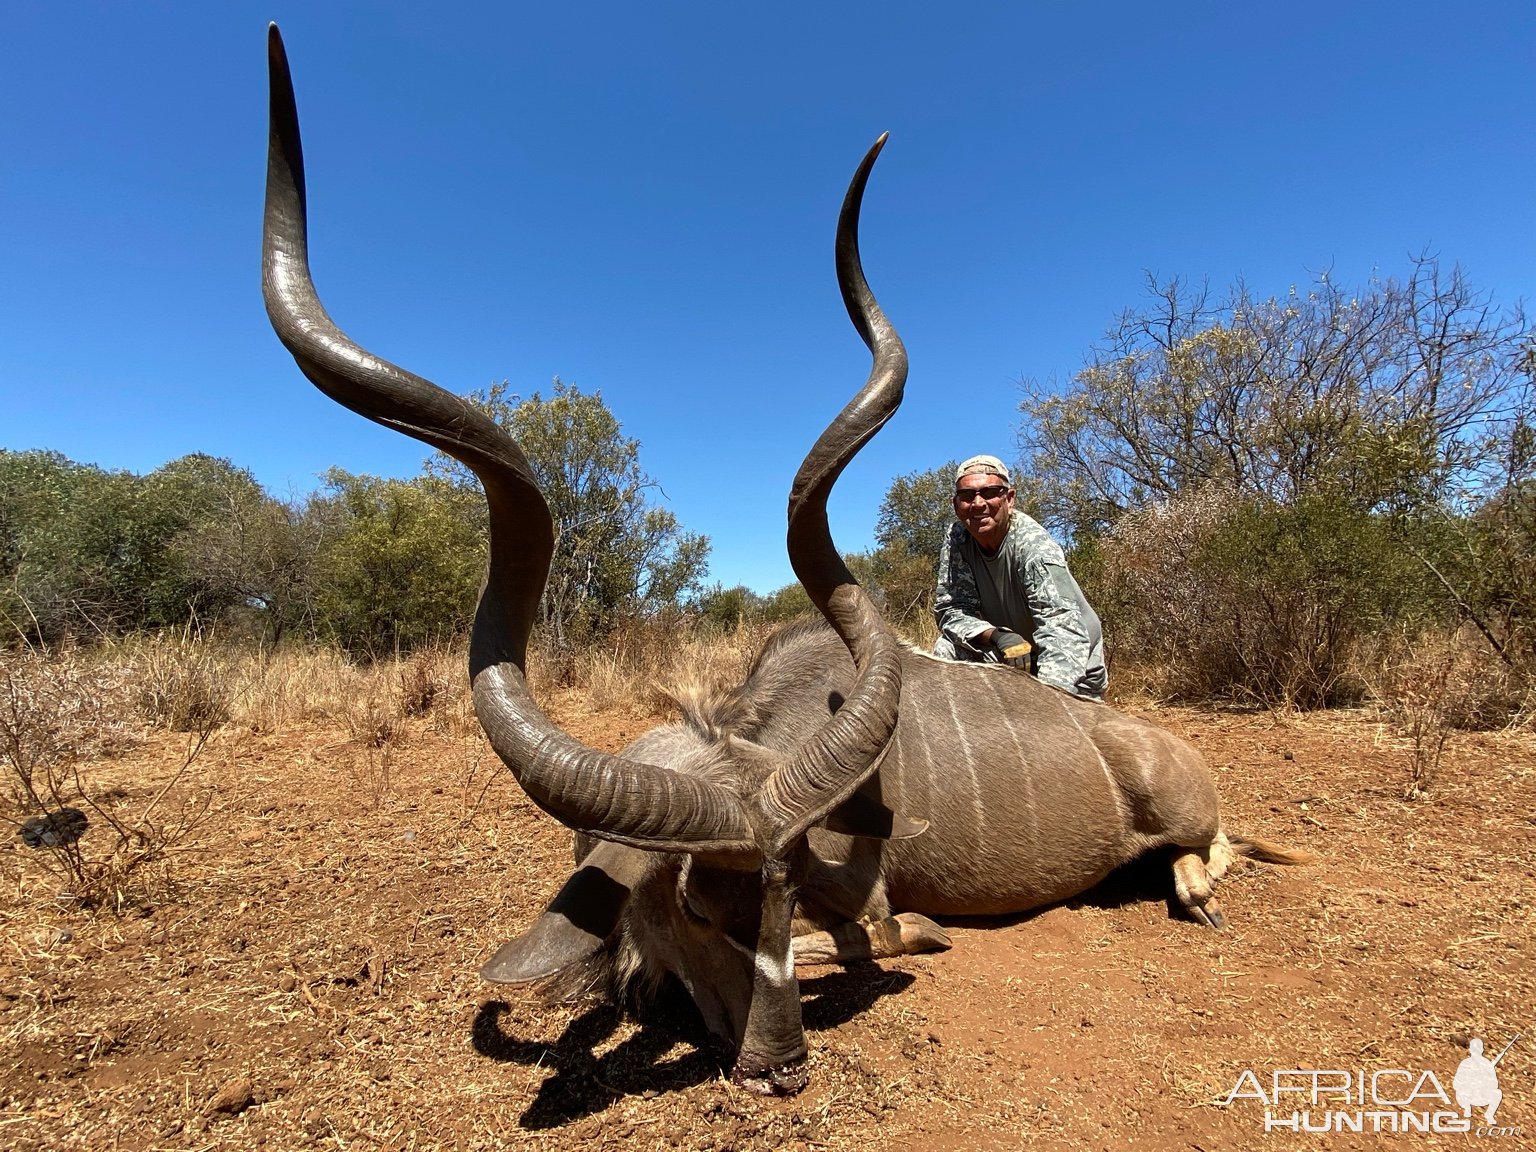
top-left (472, 962), bottom-right (915, 1127)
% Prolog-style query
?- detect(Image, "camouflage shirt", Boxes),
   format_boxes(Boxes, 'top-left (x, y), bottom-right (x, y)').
top-left (933, 512), bottom-right (1107, 699)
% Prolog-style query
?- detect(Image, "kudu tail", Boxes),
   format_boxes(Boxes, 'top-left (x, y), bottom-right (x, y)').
top-left (1227, 835), bottom-right (1316, 866)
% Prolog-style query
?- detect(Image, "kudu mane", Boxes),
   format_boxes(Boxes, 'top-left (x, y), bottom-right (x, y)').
top-left (667, 620), bottom-right (846, 744)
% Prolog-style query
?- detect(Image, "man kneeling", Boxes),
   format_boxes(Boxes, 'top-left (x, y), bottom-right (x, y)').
top-left (932, 454), bottom-right (1107, 701)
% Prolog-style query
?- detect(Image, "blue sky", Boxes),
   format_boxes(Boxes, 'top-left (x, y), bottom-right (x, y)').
top-left (5, 3), bottom-right (1533, 593)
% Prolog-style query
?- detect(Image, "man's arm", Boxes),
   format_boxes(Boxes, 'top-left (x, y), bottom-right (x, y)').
top-left (933, 525), bottom-right (995, 654)
top-left (1021, 551), bottom-right (1101, 695)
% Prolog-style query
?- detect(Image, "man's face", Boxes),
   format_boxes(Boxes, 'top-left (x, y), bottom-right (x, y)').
top-left (953, 473), bottom-right (1014, 550)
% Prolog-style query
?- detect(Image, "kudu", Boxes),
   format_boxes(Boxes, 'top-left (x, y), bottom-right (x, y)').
top-left (263, 26), bottom-right (1304, 1096)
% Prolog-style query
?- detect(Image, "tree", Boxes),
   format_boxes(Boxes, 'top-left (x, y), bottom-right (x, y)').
top-left (1103, 486), bottom-right (1432, 705)
top-left (692, 584), bottom-right (766, 632)
top-left (1015, 259), bottom-right (1532, 705)
top-left (308, 470), bottom-right (484, 657)
top-left (759, 581), bottom-right (813, 624)
top-left (173, 484), bottom-right (324, 647)
top-left (875, 462), bottom-right (958, 561)
top-left (1019, 258), bottom-right (1530, 537)
top-left (694, 454), bottom-right (957, 640)
top-left (840, 462), bottom-right (958, 641)
top-left (428, 379), bottom-right (710, 647)
top-left (1428, 376), bottom-right (1536, 674)
top-left (0, 450), bottom-right (81, 639)
top-left (0, 451), bottom-right (260, 642)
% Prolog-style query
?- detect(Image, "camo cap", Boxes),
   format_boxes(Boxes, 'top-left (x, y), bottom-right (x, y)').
top-left (955, 454), bottom-right (1011, 485)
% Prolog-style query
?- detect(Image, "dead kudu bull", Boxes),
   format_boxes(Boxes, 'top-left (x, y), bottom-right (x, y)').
top-left (262, 27), bottom-right (1305, 1095)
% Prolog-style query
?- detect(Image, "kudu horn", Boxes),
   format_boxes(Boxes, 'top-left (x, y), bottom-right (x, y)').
top-left (262, 24), bottom-right (902, 864)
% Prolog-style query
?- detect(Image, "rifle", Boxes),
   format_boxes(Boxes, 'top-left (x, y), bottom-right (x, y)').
top-left (1490, 1033), bottom-right (1522, 1066)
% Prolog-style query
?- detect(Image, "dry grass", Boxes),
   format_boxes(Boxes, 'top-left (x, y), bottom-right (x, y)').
top-left (4, 619), bottom-right (1535, 1147)
top-left (8, 615), bottom-right (1528, 848)
top-left (556, 616), bottom-right (779, 715)
top-left (12, 615), bottom-right (1527, 913)
top-left (0, 637), bottom-right (476, 909)
top-left (12, 608), bottom-right (1521, 922)
top-left (123, 630), bottom-right (231, 733)
top-left (215, 625), bottom-right (737, 740)
top-left (0, 620), bottom-right (722, 908)
top-left (224, 643), bottom-right (472, 735)
top-left (0, 641), bottom-right (216, 910)
top-left (3, 608), bottom-right (915, 765)
top-left (1365, 624), bottom-right (1533, 800)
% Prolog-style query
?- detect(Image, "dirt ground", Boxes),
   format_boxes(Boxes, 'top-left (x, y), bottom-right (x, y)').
top-left (2, 691), bottom-right (1532, 1151)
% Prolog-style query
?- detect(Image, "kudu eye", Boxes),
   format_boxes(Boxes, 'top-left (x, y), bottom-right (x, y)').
top-left (679, 885), bottom-right (712, 926)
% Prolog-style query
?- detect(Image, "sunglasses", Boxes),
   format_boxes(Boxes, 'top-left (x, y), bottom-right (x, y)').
top-left (954, 485), bottom-right (1010, 505)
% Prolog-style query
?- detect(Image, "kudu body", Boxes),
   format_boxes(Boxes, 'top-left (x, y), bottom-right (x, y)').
top-left (263, 27), bottom-right (1301, 1095)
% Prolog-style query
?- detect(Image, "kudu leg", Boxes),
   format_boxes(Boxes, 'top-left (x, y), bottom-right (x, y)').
top-left (1170, 838), bottom-right (1231, 929)
top-left (792, 913), bottom-right (952, 966)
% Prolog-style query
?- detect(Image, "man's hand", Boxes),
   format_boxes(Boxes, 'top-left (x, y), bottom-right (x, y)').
top-left (991, 629), bottom-right (1032, 668)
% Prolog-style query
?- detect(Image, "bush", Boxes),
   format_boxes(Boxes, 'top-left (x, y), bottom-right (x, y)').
top-left (0, 644), bottom-right (215, 910)
top-left (1100, 486), bottom-right (1439, 707)
top-left (129, 633), bottom-right (231, 733)
top-left (308, 471), bottom-right (484, 658)
top-left (1367, 626), bottom-right (1531, 799)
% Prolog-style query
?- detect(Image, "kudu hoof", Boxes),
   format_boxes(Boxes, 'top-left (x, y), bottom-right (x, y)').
top-left (1188, 897), bottom-right (1226, 929)
top-left (895, 912), bottom-right (953, 952)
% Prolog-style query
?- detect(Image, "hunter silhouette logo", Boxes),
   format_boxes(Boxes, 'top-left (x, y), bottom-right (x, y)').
top-left (1223, 1031), bottom-right (1524, 1136)
top-left (1454, 1034), bottom-right (1518, 1124)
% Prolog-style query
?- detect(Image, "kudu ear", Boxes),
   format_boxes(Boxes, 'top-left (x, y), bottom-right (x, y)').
top-left (824, 789), bottom-right (928, 841)
top-left (480, 842), bottom-right (649, 983)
